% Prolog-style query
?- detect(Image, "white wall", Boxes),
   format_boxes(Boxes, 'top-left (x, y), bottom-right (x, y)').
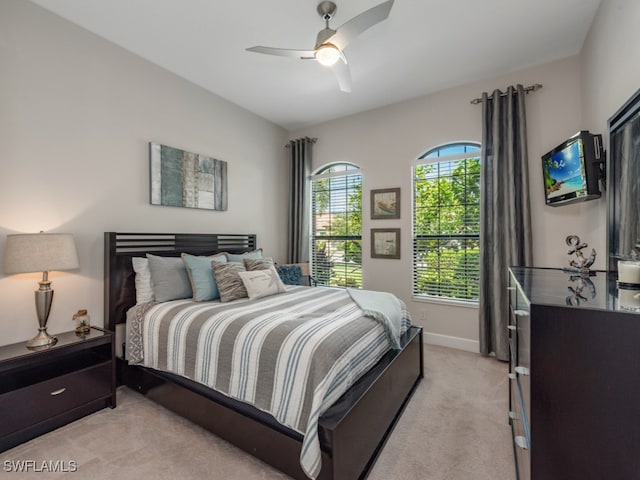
top-left (581, 0), bottom-right (640, 155)
top-left (291, 26), bottom-right (640, 351)
top-left (291, 57), bottom-right (592, 349)
top-left (291, 0), bottom-right (640, 350)
top-left (0, 0), bottom-right (289, 345)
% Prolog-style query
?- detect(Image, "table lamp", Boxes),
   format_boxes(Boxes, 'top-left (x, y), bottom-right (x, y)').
top-left (4, 232), bottom-right (79, 349)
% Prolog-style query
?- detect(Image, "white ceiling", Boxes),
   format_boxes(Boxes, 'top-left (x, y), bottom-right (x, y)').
top-left (30, 0), bottom-right (601, 131)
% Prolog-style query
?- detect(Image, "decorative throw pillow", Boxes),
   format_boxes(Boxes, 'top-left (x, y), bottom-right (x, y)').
top-left (182, 253), bottom-right (227, 301)
top-left (225, 248), bottom-right (263, 263)
top-left (238, 268), bottom-right (286, 301)
top-left (146, 254), bottom-right (193, 302)
top-left (276, 264), bottom-right (303, 286)
top-left (212, 261), bottom-right (248, 303)
top-left (244, 257), bottom-right (274, 271)
top-left (132, 257), bottom-right (155, 304)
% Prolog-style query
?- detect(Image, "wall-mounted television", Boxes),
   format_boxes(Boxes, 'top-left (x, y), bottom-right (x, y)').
top-left (542, 130), bottom-right (605, 206)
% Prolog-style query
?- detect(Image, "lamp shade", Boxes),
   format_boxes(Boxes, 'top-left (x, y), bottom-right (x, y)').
top-left (4, 233), bottom-right (79, 274)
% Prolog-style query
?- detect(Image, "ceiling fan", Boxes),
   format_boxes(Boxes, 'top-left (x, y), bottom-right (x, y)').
top-left (246, 0), bottom-right (394, 93)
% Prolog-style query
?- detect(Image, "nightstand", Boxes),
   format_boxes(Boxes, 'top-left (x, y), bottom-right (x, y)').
top-left (0, 327), bottom-right (115, 452)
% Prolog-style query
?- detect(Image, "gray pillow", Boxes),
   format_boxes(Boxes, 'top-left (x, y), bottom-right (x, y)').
top-left (212, 262), bottom-right (248, 303)
top-left (225, 248), bottom-right (263, 263)
top-left (146, 254), bottom-right (193, 302)
top-left (244, 257), bottom-right (275, 271)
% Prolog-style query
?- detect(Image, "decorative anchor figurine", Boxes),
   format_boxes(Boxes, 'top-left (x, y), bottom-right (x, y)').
top-left (563, 235), bottom-right (597, 306)
top-left (566, 274), bottom-right (596, 306)
top-left (564, 234), bottom-right (596, 274)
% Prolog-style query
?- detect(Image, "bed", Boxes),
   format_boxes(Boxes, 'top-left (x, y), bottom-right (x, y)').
top-left (104, 232), bottom-right (423, 480)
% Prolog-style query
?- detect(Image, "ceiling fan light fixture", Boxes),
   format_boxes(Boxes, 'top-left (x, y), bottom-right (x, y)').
top-left (247, 0), bottom-right (394, 92)
top-left (315, 43), bottom-right (341, 66)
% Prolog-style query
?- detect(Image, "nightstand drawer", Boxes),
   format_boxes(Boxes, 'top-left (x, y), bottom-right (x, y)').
top-left (0, 362), bottom-right (111, 436)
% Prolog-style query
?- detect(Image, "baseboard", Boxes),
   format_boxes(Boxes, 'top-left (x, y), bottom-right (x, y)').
top-left (423, 332), bottom-right (479, 353)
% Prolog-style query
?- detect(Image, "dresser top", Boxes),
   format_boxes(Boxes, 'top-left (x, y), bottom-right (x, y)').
top-left (509, 266), bottom-right (640, 314)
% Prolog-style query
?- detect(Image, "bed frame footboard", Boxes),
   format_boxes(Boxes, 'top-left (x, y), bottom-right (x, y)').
top-left (123, 326), bottom-right (423, 480)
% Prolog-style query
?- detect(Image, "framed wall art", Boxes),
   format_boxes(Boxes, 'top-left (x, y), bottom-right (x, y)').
top-left (150, 142), bottom-right (227, 211)
top-left (371, 228), bottom-right (401, 259)
top-left (371, 188), bottom-right (400, 219)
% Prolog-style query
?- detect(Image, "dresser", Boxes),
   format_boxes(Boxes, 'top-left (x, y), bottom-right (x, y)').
top-left (508, 267), bottom-right (640, 480)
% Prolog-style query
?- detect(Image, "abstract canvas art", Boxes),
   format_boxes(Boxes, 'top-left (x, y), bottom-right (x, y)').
top-left (150, 142), bottom-right (227, 211)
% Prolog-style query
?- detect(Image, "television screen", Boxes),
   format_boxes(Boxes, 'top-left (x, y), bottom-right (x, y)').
top-left (543, 138), bottom-right (587, 200)
top-left (542, 131), bottom-right (603, 206)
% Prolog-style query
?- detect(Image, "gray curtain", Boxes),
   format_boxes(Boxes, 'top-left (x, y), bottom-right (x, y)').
top-left (287, 137), bottom-right (314, 263)
top-left (617, 117), bottom-right (640, 257)
top-left (479, 85), bottom-right (533, 361)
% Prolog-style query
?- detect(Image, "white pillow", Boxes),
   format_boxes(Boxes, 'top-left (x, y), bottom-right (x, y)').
top-left (238, 267), bottom-right (286, 301)
top-left (132, 257), bottom-right (155, 304)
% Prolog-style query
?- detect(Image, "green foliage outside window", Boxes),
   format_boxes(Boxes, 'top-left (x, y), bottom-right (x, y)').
top-left (310, 152), bottom-right (481, 298)
top-left (312, 169), bottom-right (362, 288)
top-left (413, 156), bottom-right (481, 301)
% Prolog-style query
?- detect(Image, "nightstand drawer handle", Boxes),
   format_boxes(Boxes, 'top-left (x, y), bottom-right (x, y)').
top-left (50, 388), bottom-right (66, 396)
top-left (514, 310), bottom-right (529, 317)
top-left (515, 366), bottom-right (530, 376)
top-left (515, 436), bottom-right (528, 450)
top-left (507, 325), bottom-right (516, 331)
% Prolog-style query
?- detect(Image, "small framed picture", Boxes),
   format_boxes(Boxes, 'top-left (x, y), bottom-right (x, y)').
top-left (371, 188), bottom-right (400, 219)
top-left (371, 228), bottom-right (401, 259)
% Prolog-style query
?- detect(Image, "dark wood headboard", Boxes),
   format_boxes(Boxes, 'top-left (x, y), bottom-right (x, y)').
top-left (104, 232), bottom-right (257, 331)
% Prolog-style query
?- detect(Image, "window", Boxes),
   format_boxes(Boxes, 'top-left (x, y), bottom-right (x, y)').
top-left (413, 143), bottom-right (481, 302)
top-left (311, 163), bottom-right (362, 288)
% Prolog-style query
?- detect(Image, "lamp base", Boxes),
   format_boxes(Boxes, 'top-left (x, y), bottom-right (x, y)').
top-left (29, 276), bottom-right (56, 350)
top-left (26, 328), bottom-right (58, 350)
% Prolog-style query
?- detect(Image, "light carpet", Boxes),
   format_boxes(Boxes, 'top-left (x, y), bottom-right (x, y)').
top-left (1, 345), bottom-right (514, 479)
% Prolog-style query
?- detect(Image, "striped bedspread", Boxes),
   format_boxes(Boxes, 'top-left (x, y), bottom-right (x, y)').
top-left (126, 286), bottom-right (411, 479)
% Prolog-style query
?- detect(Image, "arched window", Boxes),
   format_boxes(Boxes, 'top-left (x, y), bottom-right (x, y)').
top-left (310, 163), bottom-right (362, 288)
top-left (413, 142), bottom-right (481, 302)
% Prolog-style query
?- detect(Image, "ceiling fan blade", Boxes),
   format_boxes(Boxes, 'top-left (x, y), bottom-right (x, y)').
top-left (328, 0), bottom-right (394, 51)
top-left (331, 58), bottom-right (352, 93)
top-left (246, 46), bottom-right (316, 59)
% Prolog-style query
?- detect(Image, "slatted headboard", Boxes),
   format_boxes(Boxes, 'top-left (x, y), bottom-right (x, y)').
top-left (104, 232), bottom-right (257, 331)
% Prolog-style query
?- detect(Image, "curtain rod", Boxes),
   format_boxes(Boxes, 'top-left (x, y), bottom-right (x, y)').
top-left (285, 137), bottom-right (317, 148)
top-left (470, 83), bottom-right (542, 105)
